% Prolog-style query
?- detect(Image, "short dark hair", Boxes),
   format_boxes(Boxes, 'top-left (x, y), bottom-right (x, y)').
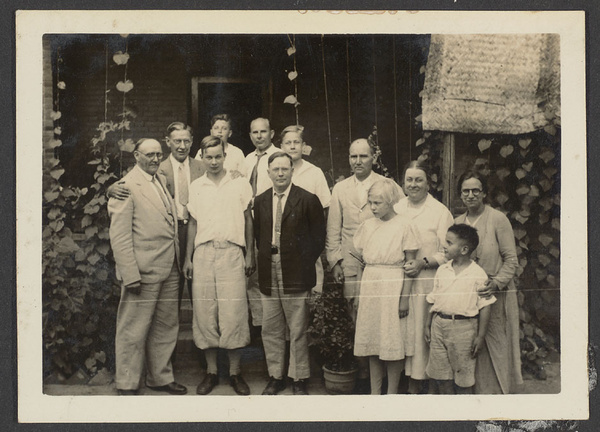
top-left (267, 151), bottom-right (293, 167)
top-left (199, 135), bottom-right (224, 155)
top-left (402, 160), bottom-right (432, 186)
top-left (211, 114), bottom-right (232, 128)
top-left (447, 223), bottom-right (480, 253)
top-left (166, 121), bottom-right (193, 137)
top-left (457, 169), bottom-right (488, 196)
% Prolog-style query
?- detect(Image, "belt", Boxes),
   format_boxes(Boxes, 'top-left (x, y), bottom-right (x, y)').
top-left (204, 240), bottom-right (235, 249)
top-left (271, 245), bottom-right (280, 255)
top-left (436, 312), bottom-right (477, 320)
top-left (178, 219), bottom-right (188, 226)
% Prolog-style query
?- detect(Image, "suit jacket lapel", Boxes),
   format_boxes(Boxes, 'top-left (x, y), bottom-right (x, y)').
top-left (134, 169), bottom-right (174, 225)
top-left (282, 185), bottom-right (300, 223)
top-left (161, 158), bottom-right (176, 197)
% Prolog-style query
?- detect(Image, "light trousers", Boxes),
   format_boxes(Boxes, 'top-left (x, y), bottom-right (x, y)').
top-left (115, 260), bottom-right (180, 390)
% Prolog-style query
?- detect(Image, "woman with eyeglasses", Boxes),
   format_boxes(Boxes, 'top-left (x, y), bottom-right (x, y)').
top-left (454, 170), bottom-right (522, 394)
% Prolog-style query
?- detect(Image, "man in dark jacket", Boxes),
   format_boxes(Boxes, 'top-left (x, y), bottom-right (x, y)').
top-left (253, 152), bottom-right (325, 395)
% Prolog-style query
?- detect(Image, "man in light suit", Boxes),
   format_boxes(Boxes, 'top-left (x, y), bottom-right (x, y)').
top-left (108, 138), bottom-right (187, 396)
top-left (254, 152), bottom-right (326, 395)
top-left (109, 122), bottom-right (205, 305)
top-left (325, 138), bottom-right (405, 392)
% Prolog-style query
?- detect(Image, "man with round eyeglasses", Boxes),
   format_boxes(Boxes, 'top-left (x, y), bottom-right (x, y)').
top-left (108, 138), bottom-right (187, 396)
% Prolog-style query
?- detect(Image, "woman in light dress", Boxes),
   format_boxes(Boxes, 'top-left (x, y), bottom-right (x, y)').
top-left (353, 178), bottom-right (421, 395)
top-left (394, 161), bottom-right (454, 394)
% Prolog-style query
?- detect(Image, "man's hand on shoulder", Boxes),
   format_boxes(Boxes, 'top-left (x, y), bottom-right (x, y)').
top-left (107, 181), bottom-right (131, 201)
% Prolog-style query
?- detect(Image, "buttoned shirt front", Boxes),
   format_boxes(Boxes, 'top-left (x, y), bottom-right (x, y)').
top-left (244, 144), bottom-right (280, 197)
top-left (427, 260), bottom-right (496, 317)
top-left (271, 183), bottom-right (292, 246)
top-left (187, 171), bottom-right (253, 248)
top-left (353, 171), bottom-right (377, 207)
top-left (169, 154), bottom-right (191, 221)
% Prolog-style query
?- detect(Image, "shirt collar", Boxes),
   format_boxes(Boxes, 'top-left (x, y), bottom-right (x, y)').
top-left (136, 165), bottom-right (155, 182)
top-left (273, 183), bottom-right (292, 198)
top-left (169, 154), bottom-right (189, 168)
top-left (354, 171), bottom-right (375, 187)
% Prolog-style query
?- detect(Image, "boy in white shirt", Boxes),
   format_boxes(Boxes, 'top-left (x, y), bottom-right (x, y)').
top-left (195, 114), bottom-right (246, 177)
top-left (425, 223), bottom-right (496, 394)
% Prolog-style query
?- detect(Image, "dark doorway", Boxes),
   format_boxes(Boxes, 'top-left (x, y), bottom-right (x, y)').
top-left (191, 77), bottom-right (266, 157)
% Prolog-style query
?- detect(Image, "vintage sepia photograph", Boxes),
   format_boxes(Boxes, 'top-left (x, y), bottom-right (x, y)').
top-left (16, 10), bottom-right (588, 422)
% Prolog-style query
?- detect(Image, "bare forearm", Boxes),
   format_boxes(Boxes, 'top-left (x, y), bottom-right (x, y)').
top-left (477, 305), bottom-right (491, 338)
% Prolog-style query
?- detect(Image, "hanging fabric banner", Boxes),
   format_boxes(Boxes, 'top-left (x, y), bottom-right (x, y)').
top-left (422, 34), bottom-right (560, 135)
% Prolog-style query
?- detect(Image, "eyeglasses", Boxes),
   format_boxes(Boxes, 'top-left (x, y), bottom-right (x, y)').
top-left (461, 188), bottom-right (483, 197)
top-left (170, 139), bottom-right (192, 146)
top-left (138, 152), bottom-right (163, 160)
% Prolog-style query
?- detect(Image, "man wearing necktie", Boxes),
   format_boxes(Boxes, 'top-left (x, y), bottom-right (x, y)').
top-left (108, 138), bottom-right (187, 396)
top-left (107, 122), bottom-right (205, 306)
top-left (325, 138), bottom-right (406, 393)
top-left (253, 152), bottom-right (326, 395)
top-left (244, 118), bottom-right (280, 330)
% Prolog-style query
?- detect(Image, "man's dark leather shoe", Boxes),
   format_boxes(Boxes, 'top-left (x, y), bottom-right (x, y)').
top-left (117, 389), bottom-right (139, 396)
top-left (261, 377), bottom-right (286, 395)
top-left (147, 382), bottom-right (188, 395)
top-left (292, 380), bottom-right (308, 395)
top-left (229, 374), bottom-right (250, 395)
top-left (196, 373), bottom-right (218, 395)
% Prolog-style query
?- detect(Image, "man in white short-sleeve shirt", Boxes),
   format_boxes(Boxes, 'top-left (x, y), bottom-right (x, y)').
top-left (183, 135), bottom-right (255, 396)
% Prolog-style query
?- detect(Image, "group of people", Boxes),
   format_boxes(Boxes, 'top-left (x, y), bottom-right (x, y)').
top-left (106, 113), bottom-right (522, 397)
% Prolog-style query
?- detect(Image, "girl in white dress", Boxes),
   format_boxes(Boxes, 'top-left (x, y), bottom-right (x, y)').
top-left (353, 178), bottom-right (421, 394)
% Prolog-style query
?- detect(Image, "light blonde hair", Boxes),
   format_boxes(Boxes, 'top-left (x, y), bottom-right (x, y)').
top-left (368, 179), bottom-right (401, 206)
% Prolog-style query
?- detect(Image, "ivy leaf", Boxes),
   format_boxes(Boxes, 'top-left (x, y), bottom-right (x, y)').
top-left (535, 268), bottom-right (548, 281)
top-left (44, 190), bottom-right (60, 203)
top-left (81, 215), bottom-right (93, 229)
top-left (544, 124), bottom-right (557, 136)
top-left (118, 138), bottom-right (135, 153)
top-left (513, 212), bottom-right (528, 224)
top-left (84, 205), bottom-right (100, 215)
top-left (518, 138), bottom-right (532, 149)
top-left (538, 233), bottom-right (554, 247)
top-left (477, 139), bottom-right (492, 153)
top-left (112, 51), bottom-right (130, 65)
top-left (513, 227), bottom-right (527, 240)
top-left (283, 95), bottom-right (298, 105)
top-left (539, 149), bottom-right (555, 164)
top-left (495, 192), bottom-right (509, 205)
top-left (49, 139), bottom-right (62, 149)
top-left (551, 218), bottom-right (560, 230)
top-left (50, 111), bottom-right (62, 121)
top-left (414, 114), bottom-right (422, 123)
top-left (522, 162), bottom-right (533, 172)
top-left (549, 246), bottom-right (560, 259)
top-left (287, 46), bottom-right (296, 56)
top-left (499, 145), bottom-right (514, 158)
top-left (47, 207), bottom-right (63, 220)
top-left (538, 254), bottom-right (551, 267)
top-left (54, 127), bottom-right (62, 136)
top-left (55, 236), bottom-right (80, 254)
top-left (496, 167), bottom-right (510, 181)
top-left (288, 70), bottom-right (298, 81)
top-left (302, 144), bottom-right (312, 156)
top-left (528, 185), bottom-right (540, 197)
top-left (515, 168), bottom-right (527, 179)
top-left (546, 274), bottom-right (557, 287)
top-left (539, 197), bottom-right (553, 211)
top-left (116, 80), bottom-right (134, 93)
top-left (74, 249), bottom-right (87, 262)
top-left (85, 225), bottom-right (99, 239)
top-left (515, 184), bottom-right (530, 195)
top-left (87, 253), bottom-right (101, 265)
top-left (415, 138), bottom-right (425, 147)
top-left (50, 168), bottom-right (65, 180)
top-left (57, 81), bottom-right (66, 90)
top-left (543, 167), bottom-right (558, 178)
top-left (539, 178), bottom-right (553, 192)
top-left (539, 212), bottom-right (550, 225)
top-left (49, 220), bottom-right (64, 232)
top-left (96, 242), bottom-right (111, 256)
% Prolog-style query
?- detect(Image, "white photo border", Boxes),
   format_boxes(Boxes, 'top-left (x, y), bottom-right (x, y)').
top-left (16, 9), bottom-right (588, 422)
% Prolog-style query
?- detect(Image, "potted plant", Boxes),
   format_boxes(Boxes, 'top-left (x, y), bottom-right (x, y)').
top-left (308, 278), bottom-right (358, 394)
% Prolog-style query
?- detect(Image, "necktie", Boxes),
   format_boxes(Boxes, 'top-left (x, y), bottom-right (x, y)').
top-left (178, 164), bottom-right (189, 219)
top-left (152, 177), bottom-right (172, 216)
top-left (250, 152), bottom-right (266, 197)
top-left (274, 193), bottom-right (283, 247)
